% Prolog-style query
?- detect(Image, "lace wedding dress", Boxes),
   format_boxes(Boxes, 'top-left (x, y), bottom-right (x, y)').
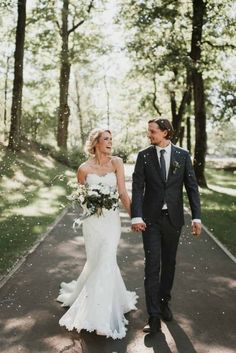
top-left (57, 172), bottom-right (138, 339)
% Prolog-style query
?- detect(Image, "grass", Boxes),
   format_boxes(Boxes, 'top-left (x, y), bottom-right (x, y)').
top-left (0, 144), bottom-right (75, 277)
top-left (0, 148), bottom-right (235, 278)
top-left (199, 168), bottom-right (236, 257)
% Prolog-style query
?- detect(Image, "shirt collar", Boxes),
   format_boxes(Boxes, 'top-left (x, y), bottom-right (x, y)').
top-left (156, 142), bottom-right (171, 153)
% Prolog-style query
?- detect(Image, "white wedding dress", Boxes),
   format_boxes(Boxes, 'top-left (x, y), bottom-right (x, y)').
top-left (57, 172), bottom-right (138, 339)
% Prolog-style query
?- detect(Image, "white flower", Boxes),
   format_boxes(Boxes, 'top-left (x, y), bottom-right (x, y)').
top-left (67, 179), bottom-right (78, 188)
top-left (100, 185), bottom-right (110, 195)
top-left (67, 181), bottom-right (119, 229)
top-left (88, 190), bottom-right (99, 196)
top-left (78, 195), bottom-right (85, 202)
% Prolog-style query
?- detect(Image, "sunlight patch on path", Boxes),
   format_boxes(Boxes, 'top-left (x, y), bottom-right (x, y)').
top-left (196, 343), bottom-right (236, 353)
top-left (208, 184), bottom-right (236, 196)
top-left (2, 186), bottom-right (65, 218)
top-left (125, 325), bottom-right (179, 353)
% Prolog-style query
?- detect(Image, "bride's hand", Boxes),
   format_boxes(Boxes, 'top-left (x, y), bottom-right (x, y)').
top-left (132, 223), bottom-right (146, 232)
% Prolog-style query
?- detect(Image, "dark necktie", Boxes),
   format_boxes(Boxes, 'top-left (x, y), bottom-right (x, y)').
top-left (160, 149), bottom-right (166, 181)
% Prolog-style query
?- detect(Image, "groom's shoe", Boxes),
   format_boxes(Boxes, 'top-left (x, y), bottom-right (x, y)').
top-left (143, 317), bottom-right (161, 333)
top-left (160, 301), bottom-right (173, 322)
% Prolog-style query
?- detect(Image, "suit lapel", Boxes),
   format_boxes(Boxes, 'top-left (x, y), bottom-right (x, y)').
top-left (166, 144), bottom-right (175, 181)
top-left (150, 146), bottom-right (165, 182)
top-left (167, 144), bottom-right (181, 182)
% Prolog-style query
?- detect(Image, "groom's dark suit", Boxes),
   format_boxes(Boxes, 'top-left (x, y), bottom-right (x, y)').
top-left (131, 143), bottom-right (201, 318)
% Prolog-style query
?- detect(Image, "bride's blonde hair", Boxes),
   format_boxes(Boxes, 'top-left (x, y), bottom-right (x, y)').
top-left (84, 128), bottom-right (111, 156)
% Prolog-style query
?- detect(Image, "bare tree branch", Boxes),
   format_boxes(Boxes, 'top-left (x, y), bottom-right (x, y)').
top-left (68, 0), bottom-right (94, 35)
top-left (202, 40), bottom-right (236, 50)
top-left (171, 71), bottom-right (192, 145)
top-left (68, 19), bottom-right (85, 35)
top-left (178, 89), bottom-right (191, 118)
top-left (56, 20), bottom-right (61, 35)
top-left (152, 75), bottom-right (162, 115)
top-left (55, 20), bottom-right (61, 31)
top-left (170, 91), bottom-right (177, 121)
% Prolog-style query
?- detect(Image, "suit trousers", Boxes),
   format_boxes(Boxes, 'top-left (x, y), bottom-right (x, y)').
top-left (142, 211), bottom-right (181, 317)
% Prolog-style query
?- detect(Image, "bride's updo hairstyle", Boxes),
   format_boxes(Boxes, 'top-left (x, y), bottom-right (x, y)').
top-left (84, 128), bottom-right (111, 156)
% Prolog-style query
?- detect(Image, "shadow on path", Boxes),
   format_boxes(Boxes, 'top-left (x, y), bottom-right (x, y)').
top-left (0, 206), bottom-right (235, 353)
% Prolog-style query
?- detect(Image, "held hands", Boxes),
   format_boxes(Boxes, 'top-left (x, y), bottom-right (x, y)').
top-left (192, 222), bottom-right (202, 237)
top-left (132, 222), bottom-right (146, 232)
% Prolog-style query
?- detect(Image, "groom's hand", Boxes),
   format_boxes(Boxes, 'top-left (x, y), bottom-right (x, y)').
top-left (132, 223), bottom-right (146, 232)
top-left (192, 222), bottom-right (202, 236)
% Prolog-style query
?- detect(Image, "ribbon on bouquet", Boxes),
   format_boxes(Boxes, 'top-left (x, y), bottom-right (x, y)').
top-left (72, 214), bottom-right (89, 230)
top-left (72, 207), bottom-right (103, 230)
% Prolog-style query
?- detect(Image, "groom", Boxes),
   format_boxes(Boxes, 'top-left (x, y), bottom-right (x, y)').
top-left (131, 118), bottom-right (201, 333)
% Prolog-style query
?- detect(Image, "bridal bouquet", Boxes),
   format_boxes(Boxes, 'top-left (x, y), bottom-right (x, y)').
top-left (67, 182), bottom-right (119, 229)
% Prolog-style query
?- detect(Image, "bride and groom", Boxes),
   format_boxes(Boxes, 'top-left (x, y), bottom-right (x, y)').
top-left (57, 118), bottom-right (201, 339)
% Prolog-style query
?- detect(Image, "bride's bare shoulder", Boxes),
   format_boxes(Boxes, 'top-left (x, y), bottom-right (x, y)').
top-left (77, 160), bottom-right (93, 181)
top-left (111, 156), bottom-right (123, 165)
top-left (111, 156), bottom-right (124, 173)
top-left (78, 159), bottom-right (94, 171)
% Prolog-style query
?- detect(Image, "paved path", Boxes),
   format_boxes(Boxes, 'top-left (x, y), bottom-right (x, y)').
top-left (0, 173), bottom-right (236, 353)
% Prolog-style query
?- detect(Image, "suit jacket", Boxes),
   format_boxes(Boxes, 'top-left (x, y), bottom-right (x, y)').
top-left (131, 144), bottom-right (201, 229)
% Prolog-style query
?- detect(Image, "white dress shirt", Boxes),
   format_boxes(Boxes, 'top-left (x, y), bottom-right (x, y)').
top-left (156, 143), bottom-right (171, 178)
top-left (156, 143), bottom-right (171, 209)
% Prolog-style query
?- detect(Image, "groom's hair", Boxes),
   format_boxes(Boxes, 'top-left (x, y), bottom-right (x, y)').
top-left (148, 118), bottom-right (174, 140)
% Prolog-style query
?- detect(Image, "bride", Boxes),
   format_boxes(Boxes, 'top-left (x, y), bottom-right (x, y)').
top-left (57, 128), bottom-right (138, 339)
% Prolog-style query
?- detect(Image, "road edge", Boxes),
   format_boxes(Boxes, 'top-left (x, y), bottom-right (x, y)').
top-left (0, 207), bottom-right (68, 290)
top-left (185, 207), bottom-right (236, 264)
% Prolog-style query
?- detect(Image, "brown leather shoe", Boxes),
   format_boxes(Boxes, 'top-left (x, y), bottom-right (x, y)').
top-left (143, 317), bottom-right (161, 333)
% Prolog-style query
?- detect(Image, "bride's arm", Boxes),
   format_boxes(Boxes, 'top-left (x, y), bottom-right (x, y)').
top-left (77, 165), bottom-right (87, 185)
top-left (113, 157), bottom-right (131, 217)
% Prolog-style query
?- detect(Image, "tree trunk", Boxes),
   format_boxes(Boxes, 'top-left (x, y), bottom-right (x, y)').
top-left (192, 69), bottom-right (207, 187)
top-left (171, 66), bottom-right (192, 144)
top-left (179, 126), bottom-right (184, 147)
top-left (8, 0), bottom-right (26, 151)
top-left (190, 0), bottom-right (207, 187)
top-left (171, 88), bottom-right (191, 144)
top-left (4, 57), bottom-right (10, 127)
top-left (57, 0), bottom-right (70, 150)
top-left (186, 116), bottom-right (191, 153)
top-left (57, 61), bottom-right (70, 149)
top-left (56, 0), bottom-right (94, 150)
top-left (104, 75), bottom-right (110, 129)
top-left (74, 73), bottom-right (85, 145)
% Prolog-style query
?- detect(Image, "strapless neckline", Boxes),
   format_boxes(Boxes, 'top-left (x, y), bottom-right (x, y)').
top-left (86, 171), bottom-right (116, 178)
top-left (86, 171), bottom-right (117, 188)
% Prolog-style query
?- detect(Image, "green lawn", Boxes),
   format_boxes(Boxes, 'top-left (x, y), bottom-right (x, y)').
top-left (199, 168), bottom-right (236, 257)
top-left (0, 144), bottom-right (75, 277)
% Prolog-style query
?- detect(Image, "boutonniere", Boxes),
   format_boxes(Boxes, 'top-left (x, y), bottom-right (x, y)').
top-left (171, 160), bottom-right (181, 174)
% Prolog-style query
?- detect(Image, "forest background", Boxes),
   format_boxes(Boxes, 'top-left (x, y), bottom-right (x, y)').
top-left (0, 0), bottom-right (236, 277)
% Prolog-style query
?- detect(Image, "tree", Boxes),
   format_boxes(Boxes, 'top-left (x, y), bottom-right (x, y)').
top-left (4, 57), bottom-right (10, 129)
top-left (118, 0), bottom-right (236, 185)
top-left (16, 0), bottom-right (100, 148)
top-left (190, 0), bottom-right (207, 187)
top-left (8, 0), bottom-right (27, 151)
top-left (189, 0), bottom-right (236, 186)
top-left (118, 1), bottom-right (194, 142)
top-left (74, 72), bottom-right (85, 145)
top-left (56, 0), bottom-right (94, 150)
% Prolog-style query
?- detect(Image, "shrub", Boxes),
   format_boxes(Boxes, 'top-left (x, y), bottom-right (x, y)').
top-left (112, 145), bottom-right (132, 163)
